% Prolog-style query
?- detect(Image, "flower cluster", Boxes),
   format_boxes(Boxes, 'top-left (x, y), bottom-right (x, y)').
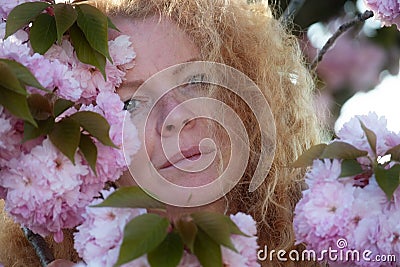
top-left (74, 191), bottom-right (260, 267)
top-left (73, 189), bottom-right (147, 267)
top-left (0, 0), bottom-right (139, 241)
top-left (294, 113), bottom-right (400, 266)
top-left (364, 0), bottom-right (400, 29)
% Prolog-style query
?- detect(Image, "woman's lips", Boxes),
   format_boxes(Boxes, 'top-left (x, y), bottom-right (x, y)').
top-left (158, 146), bottom-right (214, 170)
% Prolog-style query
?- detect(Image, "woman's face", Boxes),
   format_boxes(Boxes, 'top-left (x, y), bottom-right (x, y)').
top-left (115, 16), bottom-right (226, 212)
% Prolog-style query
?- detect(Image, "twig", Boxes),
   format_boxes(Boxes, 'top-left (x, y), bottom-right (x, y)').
top-left (310, 10), bottom-right (374, 69)
top-left (22, 227), bottom-right (55, 267)
top-left (280, 0), bottom-right (307, 23)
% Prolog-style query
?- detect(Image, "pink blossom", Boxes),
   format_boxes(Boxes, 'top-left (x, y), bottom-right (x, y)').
top-left (1, 139), bottom-right (89, 238)
top-left (109, 35), bottom-right (136, 66)
top-left (294, 113), bottom-right (400, 266)
top-left (0, 3), bottom-right (141, 246)
top-left (75, 209), bottom-right (259, 267)
top-left (74, 188), bottom-right (147, 267)
top-left (337, 112), bottom-right (394, 157)
top-left (295, 180), bottom-right (355, 253)
top-left (0, 109), bottom-right (43, 167)
top-left (305, 159), bottom-right (342, 187)
top-left (364, 0), bottom-right (400, 29)
top-left (221, 213), bottom-right (260, 267)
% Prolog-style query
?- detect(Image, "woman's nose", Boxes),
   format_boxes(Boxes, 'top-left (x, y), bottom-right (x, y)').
top-left (156, 94), bottom-right (196, 137)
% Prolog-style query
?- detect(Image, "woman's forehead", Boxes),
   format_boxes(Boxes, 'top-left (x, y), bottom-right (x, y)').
top-left (114, 15), bottom-right (200, 98)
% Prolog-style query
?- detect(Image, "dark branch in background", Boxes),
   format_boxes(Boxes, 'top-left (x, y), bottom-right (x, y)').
top-left (22, 227), bottom-right (55, 267)
top-left (310, 10), bottom-right (374, 69)
top-left (280, 0), bottom-right (307, 23)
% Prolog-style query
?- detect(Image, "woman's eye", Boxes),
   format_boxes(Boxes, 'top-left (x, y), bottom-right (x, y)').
top-left (123, 98), bottom-right (144, 113)
top-left (188, 73), bottom-right (206, 84)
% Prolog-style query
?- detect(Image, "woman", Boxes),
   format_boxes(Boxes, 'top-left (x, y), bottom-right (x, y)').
top-left (0, 0), bottom-right (322, 266)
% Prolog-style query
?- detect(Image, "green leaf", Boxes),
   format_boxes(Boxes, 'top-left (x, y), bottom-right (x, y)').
top-left (148, 232), bottom-right (184, 267)
top-left (359, 120), bottom-right (377, 154)
top-left (321, 141), bottom-right (368, 159)
top-left (30, 13), bottom-right (57, 55)
top-left (375, 165), bottom-right (400, 200)
top-left (49, 117), bottom-right (80, 164)
top-left (0, 86), bottom-right (36, 126)
top-left (107, 17), bottom-right (120, 31)
top-left (292, 144), bottom-right (327, 167)
top-left (193, 228), bottom-right (222, 267)
top-left (0, 61), bottom-right (27, 95)
top-left (339, 159), bottom-right (364, 178)
top-left (224, 216), bottom-right (248, 236)
top-left (53, 3), bottom-right (77, 44)
top-left (69, 111), bottom-right (117, 147)
top-left (53, 98), bottom-right (75, 117)
top-left (387, 144), bottom-right (400, 162)
top-left (5, 2), bottom-right (50, 39)
top-left (0, 59), bottom-right (46, 91)
top-left (115, 214), bottom-right (169, 266)
top-left (175, 218), bottom-right (198, 252)
top-left (78, 134), bottom-right (97, 174)
top-left (191, 212), bottom-right (237, 252)
top-left (27, 94), bottom-right (52, 120)
top-left (94, 186), bottom-right (165, 209)
top-left (69, 23), bottom-right (106, 78)
top-left (76, 4), bottom-right (112, 62)
top-left (23, 118), bottom-right (54, 142)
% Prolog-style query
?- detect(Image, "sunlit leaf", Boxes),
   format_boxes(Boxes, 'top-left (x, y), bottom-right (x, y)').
top-left (375, 165), bottom-right (400, 200)
top-left (69, 23), bottom-right (106, 78)
top-left (0, 61), bottom-right (27, 95)
top-left (176, 218), bottom-right (197, 252)
top-left (387, 144), bottom-right (400, 162)
top-left (193, 228), bottom-right (222, 267)
top-left (359, 120), bottom-right (377, 154)
top-left (27, 94), bottom-right (52, 120)
top-left (0, 86), bottom-right (36, 126)
top-left (107, 16), bottom-right (120, 31)
top-left (78, 134), bottom-right (97, 174)
top-left (53, 98), bottom-right (74, 117)
top-left (339, 159), bottom-right (364, 178)
top-left (115, 214), bottom-right (169, 266)
top-left (53, 3), bottom-right (77, 44)
top-left (292, 144), bottom-right (327, 167)
top-left (49, 117), bottom-right (80, 164)
top-left (321, 141), bottom-right (368, 159)
top-left (69, 111), bottom-right (117, 147)
top-left (30, 13), bottom-right (57, 54)
top-left (0, 59), bottom-right (46, 91)
top-left (76, 4), bottom-right (111, 62)
top-left (94, 186), bottom-right (165, 209)
top-left (5, 2), bottom-right (50, 38)
top-left (23, 118), bottom-right (54, 142)
top-left (191, 212), bottom-right (237, 252)
top-left (148, 232), bottom-right (183, 267)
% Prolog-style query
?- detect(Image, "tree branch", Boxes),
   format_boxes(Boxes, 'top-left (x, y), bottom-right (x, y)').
top-left (310, 10), bottom-right (374, 69)
top-left (280, 0), bottom-right (307, 23)
top-left (22, 227), bottom-right (55, 267)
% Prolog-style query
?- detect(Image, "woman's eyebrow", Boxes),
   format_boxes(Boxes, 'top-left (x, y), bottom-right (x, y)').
top-left (120, 79), bottom-right (145, 90)
top-left (172, 57), bottom-right (201, 76)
